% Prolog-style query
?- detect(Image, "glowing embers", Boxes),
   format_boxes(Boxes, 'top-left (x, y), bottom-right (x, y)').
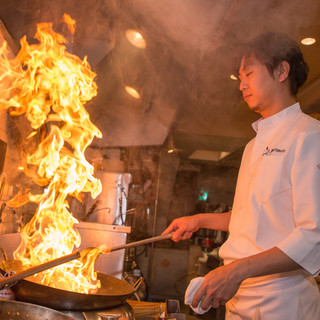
top-left (125, 86), bottom-right (141, 99)
top-left (125, 29), bottom-right (146, 49)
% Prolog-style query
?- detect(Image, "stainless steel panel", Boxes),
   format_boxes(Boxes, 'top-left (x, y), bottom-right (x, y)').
top-left (84, 171), bottom-right (131, 225)
top-left (76, 222), bottom-right (131, 279)
top-left (149, 247), bottom-right (189, 300)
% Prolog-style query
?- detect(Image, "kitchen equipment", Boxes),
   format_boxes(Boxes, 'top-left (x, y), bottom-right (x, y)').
top-left (0, 299), bottom-right (77, 320)
top-left (108, 233), bottom-right (172, 251)
top-left (84, 171), bottom-right (131, 225)
top-left (0, 233), bottom-right (172, 289)
top-left (75, 222), bottom-right (131, 279)
top-left (97, 313), bottom-right (122, 320)
top-left (0, 233), bottom-right (172, 310)
top-left (126, 300), bottom-right (166, 318)
top-left (64, 299), bottom-right (180, 320)
top-left (166, 299), bottom-right (186, 320)
top-left (0, 250), bottom-right (84, 289)
top-left (11, 272), bottom-right (142, 310)
top-left (65, 300), bottom-right (134, 320)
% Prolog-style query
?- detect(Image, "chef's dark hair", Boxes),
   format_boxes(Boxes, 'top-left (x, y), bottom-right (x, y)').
top-left (242, 32), bottom-right (309, 96)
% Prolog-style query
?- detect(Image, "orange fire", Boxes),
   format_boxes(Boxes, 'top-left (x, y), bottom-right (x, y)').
top-left (0, 15), bottom-right (104, 293)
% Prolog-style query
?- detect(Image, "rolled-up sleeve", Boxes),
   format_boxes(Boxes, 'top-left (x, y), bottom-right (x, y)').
top-left (277, 131), bottom-right (320, 276)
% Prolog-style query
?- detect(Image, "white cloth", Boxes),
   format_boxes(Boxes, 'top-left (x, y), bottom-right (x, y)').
top-left (218, 103), bottom-right (320, 318)
top-left (184, 277), bottom-right (211, 314)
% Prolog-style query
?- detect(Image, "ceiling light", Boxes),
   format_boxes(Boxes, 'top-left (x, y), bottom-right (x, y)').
top-left (189, 150), bottom-right (231, 161)
top-left (125, 29), bottom-right (146, 49)
top-left (168, 148), bottom-right (174, 154)
top-left (230, 74), bottom-right (238, 80)
top-left (301, 37), bottom-right (316, 46)
top-left (125, 86), bottom-right (141, 99)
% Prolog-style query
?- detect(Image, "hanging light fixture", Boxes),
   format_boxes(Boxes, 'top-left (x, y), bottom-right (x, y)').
top-left (125, 85), bottom-right (141, 99)
top-left (125, 29), bottom-right (147, 49)
top-left (301, 37), bottom-right (316, 45)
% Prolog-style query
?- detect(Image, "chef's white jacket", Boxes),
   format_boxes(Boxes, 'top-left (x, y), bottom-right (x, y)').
top-left (219, 103), bottom-right (320, 319)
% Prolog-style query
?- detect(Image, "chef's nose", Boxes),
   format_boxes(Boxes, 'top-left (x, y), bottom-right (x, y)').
top-left (239, 78), bottom-right (247, 92)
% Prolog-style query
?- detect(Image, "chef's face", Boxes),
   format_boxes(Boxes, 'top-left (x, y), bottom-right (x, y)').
top-left (239, 54), bottom-right (279, 117)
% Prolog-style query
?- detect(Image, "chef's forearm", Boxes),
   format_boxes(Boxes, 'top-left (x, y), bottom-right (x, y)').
top-left (230, 246), bottom-right (302, 283)
top-left (196, 211), bottom-right (231, 232)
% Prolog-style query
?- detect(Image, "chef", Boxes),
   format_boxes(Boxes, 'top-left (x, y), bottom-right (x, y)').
top-left (162, 32), bottom-right (320, 319)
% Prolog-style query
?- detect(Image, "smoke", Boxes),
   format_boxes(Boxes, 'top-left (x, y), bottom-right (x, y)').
top-left (89, 0), bottom-right (320, 145)
top-left (0, 0), bottom-right (319, 149)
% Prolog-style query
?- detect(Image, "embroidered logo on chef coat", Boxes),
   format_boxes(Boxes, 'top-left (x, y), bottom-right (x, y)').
top-left (262, 146), bottom-right (286, 156)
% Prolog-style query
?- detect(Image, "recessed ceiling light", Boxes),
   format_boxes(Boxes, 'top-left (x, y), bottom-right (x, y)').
top-left (125, 29), bottom-right (147, 49)
top-left (125, 86), bottom-right (140, 99)
top-left (301, 37), bottom-right (316, 46)
top-left (230, 74), bottom-right (238, 80)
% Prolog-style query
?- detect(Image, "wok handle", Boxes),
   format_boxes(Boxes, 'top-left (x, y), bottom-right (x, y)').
top-left (0, 251), bottom-right (80, 290)
top-left (108, 233), bottom-right (173, 252)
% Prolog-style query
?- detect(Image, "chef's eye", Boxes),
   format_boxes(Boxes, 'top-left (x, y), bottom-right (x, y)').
top-left (246, 71), bottom-right (253, 77)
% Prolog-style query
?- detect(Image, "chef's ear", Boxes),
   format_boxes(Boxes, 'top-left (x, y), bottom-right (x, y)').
top-left (277, 60), bottom-right (290, 83)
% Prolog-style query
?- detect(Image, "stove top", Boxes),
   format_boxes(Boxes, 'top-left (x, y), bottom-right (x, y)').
top-left (62, 301), bottom-right (134, 320)
top-left (61, 299), bottom-right (186, 320)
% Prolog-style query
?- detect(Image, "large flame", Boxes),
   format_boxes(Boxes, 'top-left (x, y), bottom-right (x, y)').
top-left (0, 15), bottom-right (104, 293)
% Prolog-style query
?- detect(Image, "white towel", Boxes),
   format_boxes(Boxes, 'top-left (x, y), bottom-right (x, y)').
top-left (184, 277), bottom-right (211, 315)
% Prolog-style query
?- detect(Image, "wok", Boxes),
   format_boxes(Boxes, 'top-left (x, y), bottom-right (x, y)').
top-left (0, 299), bottom-right (77, 320)
top-left (1, 260), bottom-right (141, 311)
top-left (0, 233), bottom-right (172, 310)
top-left (11, 271), bottom-right (141, 310)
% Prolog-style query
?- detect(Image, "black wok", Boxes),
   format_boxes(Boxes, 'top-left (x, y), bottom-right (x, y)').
top-left (0, 234), bottom-right (172, 310)
top-left (11, 272), bottom-right (139, 310)
top-left (1, 260), bottom-right (140, 311)
top-left (0, 299), bottom-right (77, 320)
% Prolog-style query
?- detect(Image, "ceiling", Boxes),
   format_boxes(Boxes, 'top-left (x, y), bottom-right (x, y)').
top-left (1, 0), bottom-right (320, 166)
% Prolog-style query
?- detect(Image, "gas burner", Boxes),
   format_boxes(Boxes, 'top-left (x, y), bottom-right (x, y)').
top-left (62, 301), bottom-right (134, 320)
top-left (61, 299), bottom-right (187, 320)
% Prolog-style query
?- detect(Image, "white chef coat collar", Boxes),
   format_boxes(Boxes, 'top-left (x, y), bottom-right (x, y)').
top-left (252, 103), bottom-right (301, 133)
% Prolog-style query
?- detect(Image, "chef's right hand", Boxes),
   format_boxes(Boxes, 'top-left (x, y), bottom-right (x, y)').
top-left (161, 215), bottom-right (200, 242)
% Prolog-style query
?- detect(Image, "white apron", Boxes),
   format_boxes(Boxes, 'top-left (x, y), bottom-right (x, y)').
top-left (225, 274), bottom-right (320, 320)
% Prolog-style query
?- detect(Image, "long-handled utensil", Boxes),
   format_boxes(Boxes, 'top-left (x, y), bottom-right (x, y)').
top-left (107, 233), bottom-right (172, 252)
top-left (0, 233), bottom-right (172, 289)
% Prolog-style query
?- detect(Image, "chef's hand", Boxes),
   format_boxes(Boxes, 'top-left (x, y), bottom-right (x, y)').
top-left (193, 262), bottom-right (242, 309)
top-left (161, 215), bottom-right (200, 241)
